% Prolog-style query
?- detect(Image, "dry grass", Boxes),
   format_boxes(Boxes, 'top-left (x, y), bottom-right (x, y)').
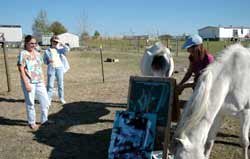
top-left (0, 48), bottom-right (245, 159)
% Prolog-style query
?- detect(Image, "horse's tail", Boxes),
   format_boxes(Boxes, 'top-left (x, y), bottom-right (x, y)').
top-left (176, 68), bottom-right (213, 137)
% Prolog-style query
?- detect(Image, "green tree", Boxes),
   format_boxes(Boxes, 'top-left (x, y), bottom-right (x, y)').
top-left (49, 21), bottom-right (67, 35)
top-left (32, 10), bottom-right (50, 36)
top-left (93, 30), bottom-right (100, 39)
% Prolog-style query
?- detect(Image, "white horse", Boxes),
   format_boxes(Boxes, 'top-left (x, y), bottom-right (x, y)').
top-left (172, 44), bottom-right (250, 159)
top-left (140, 42), bottom-right (174, 77)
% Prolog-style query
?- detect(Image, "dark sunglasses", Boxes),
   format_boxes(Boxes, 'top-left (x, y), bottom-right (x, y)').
top-left (52, 41), bottom-right (58, 44)
top-left (28, 42), bottom-right (37, 45)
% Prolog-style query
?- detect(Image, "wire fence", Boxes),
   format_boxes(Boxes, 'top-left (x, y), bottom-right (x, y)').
top-left (1, 38), bottom-right (250, 93)
top-left (81, 38), bottom-right (250, 56)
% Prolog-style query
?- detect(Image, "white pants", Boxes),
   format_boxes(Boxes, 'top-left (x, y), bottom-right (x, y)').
top-left (21, 81), bottom-right (50, 125)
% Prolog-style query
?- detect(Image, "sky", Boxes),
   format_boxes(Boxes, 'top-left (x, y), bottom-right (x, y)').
top-left (1, 0), bottom-right (250, 36)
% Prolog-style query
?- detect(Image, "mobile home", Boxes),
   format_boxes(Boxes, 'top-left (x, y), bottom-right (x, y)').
top-left (198, 26), bottom-right (250, 40)
top-left (0, 25), bottom-right (22, 47)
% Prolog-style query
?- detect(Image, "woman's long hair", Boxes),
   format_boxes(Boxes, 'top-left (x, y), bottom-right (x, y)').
top-left (192, 44), bottom-right (209, 61)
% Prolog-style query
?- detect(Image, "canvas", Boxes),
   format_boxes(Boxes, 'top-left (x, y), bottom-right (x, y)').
top-left (108, 111), bottom-right (157, 159)
top-left (128, 76), bottom-right (175, 126)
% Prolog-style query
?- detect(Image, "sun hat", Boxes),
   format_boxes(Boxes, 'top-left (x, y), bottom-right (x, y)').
top-left (182, 34), bottom-right (203, 49)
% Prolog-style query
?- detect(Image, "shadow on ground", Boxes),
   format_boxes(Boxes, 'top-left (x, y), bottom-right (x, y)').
top-left (0, 117), bottom-right (27, 126)
top-left (0, 97), bottom-right (24, 103)
top-left (33, 101), bottom-right (126, 159)
top-left (215, 132), bottom-right (241, 148)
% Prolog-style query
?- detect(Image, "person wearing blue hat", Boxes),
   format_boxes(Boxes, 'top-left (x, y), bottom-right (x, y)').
top-left (177, 34), bottom-right (214, 94)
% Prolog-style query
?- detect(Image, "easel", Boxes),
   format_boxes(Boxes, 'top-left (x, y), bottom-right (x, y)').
top-left (127, 76), bottom-right (179, 159)
top-left (0, 33), bottom-right (11, 92)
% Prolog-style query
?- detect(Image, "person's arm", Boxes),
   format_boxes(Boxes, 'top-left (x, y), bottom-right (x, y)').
top-left (177, 64), bottom-right (193, 94)
top-left (39, 54), bottom-right (46, 85)
top-left (178, 64), bottom-right (193, 85)
top-left (57, 43), bottom-right (70, 55)
top-left (17, 52), bottom-right (31, 92)
top-left (44, 49), bottom-right (53, 64)
top-left (18, 65), bottom-right (32, 92)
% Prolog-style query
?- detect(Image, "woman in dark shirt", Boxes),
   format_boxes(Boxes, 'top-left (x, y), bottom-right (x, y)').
top-left (178, 35), bottom-right (214, 94)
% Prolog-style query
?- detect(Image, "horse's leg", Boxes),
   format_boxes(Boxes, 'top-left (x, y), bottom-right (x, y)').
top-left (239, 109), bottom-right (250, 159)
top-left (204, 114), bottom-right (222, 159)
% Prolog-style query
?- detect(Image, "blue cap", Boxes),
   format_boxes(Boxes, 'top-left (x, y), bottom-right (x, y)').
top-left (182, 34), bottom-right (203, 49)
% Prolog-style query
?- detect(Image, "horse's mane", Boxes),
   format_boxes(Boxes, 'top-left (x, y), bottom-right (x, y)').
top-left (175, 43), bottom-right (249, 138)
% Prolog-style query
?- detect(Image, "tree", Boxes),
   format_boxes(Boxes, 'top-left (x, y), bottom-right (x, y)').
top-left (32, 10), bottom-right (50, 36)
top-left (93, 30), bottom-right (100, 39)
top-left (49, 21), bottom-right (67, 35)
top-left (77, 10), bottom-right (90, 40)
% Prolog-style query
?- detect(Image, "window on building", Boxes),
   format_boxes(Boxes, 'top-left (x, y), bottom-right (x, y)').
top-left (233, 30), bottom-right (238, 37)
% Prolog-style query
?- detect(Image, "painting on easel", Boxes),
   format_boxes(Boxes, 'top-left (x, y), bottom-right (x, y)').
top-left (108, 111), bottom-right (157, 159)
top-left (127, 76), bottom-right (175, 127)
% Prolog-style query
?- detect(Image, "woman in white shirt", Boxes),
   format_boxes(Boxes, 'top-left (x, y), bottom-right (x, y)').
top-left (43, 35), bottom-right (70, 104)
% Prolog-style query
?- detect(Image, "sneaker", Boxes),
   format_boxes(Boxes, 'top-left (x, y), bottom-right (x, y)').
top-left (60, 99), bottom-right (66, 104)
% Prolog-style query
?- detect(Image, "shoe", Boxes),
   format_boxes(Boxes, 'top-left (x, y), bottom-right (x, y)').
top-left (41, 120), bottom-right (55, 126)
top-left (29, 123), bottom-right (39, 130)
top-left (60, 99), bottom-right (66, 104)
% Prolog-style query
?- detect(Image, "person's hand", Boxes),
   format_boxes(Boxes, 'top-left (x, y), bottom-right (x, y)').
top-left (25, 84), bottom-right (32, 92)
top-left (56, 41), bottom-right (64, 47)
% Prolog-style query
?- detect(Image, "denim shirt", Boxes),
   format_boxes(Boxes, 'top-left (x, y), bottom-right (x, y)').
top-left (43, 46), bottom-right (70, 75)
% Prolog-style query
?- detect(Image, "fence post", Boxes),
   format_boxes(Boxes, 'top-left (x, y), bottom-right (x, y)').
top-left (176, 38), bottom-right (179, 57)
top-left (99, 45), bottom-right (105, 83)
top-left (109, 38), bottom-right (112, 48)
top-left (1, 34), bottom-right (11, 92)
top-left (137, 37), bottom-right (140, 53)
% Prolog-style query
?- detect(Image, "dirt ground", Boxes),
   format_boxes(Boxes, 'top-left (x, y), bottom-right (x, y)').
top-left (0, 48), bottom-right (245, 159)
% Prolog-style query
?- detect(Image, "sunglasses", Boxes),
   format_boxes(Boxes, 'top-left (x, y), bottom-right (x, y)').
top-left (52, 41), bottom-right (59, 44)
top-left (28, 42), bottom-right (37, 45)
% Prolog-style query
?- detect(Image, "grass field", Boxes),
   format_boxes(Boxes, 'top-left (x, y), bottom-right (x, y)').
top-left (0, 46), bottom-right (247, 159)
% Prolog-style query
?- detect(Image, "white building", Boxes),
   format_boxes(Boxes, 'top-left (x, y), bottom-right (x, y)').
top-left (0, 25), bottom-right (22, 45)
top-left (37, 33), bottom-right (53, 46)
top-left (57, 32), bottom-right (79, 48)
top-left (198, 26), bottom-right (250, 40)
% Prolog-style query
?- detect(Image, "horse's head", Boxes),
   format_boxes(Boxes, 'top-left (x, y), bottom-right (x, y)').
top-left (170, 135), bottom-right (205, 159)
top-left (140, 42), bottom-right (174, 77)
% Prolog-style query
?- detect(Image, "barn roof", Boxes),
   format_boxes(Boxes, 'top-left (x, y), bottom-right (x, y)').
top-left (0, 25), bottom-right (21, 28)
top-left (199, 25), bottom-right (250, 31)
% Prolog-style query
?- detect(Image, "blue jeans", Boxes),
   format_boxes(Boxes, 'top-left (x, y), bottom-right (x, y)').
top-left (47, 67), bottom-right (64, 102)
top-left (21, 81), bottom-right (50, 125)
